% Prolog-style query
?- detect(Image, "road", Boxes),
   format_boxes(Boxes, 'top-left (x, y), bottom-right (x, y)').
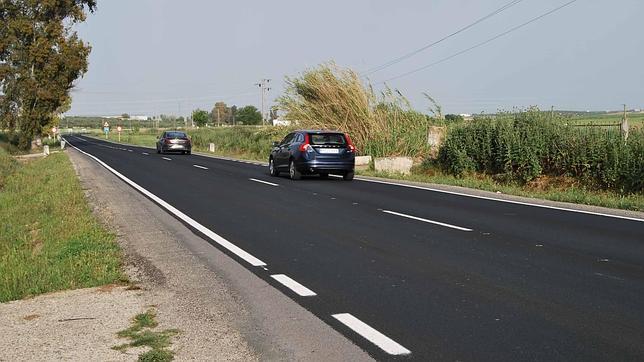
top-left (65, 135), bottom-right (644, 361)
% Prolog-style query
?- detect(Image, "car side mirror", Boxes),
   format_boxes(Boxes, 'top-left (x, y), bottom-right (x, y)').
top-left (271, 141), bottom-right (279, 147)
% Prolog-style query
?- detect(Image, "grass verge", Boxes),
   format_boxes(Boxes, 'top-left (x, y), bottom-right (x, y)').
top-left (0, 147), bottom-right (126, 302)
top-left (359, 168), bottom-right (644, 212)
top-left (113, 308), bottom-right (179, 362)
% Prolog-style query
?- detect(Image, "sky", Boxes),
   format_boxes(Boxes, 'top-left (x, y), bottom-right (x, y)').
top-left (68, 0), bottom-right (644, 117)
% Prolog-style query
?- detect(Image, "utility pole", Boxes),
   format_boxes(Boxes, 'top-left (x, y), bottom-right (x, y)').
top-left (255, 79), bottom-right (271, 125)
top-left (621, 104), bottom-right (629, 141)
top-left (550, 105), bottom-right (554, 121)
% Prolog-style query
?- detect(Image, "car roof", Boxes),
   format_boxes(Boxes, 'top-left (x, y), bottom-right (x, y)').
top-left (295, 129), bottom-right (344, 134)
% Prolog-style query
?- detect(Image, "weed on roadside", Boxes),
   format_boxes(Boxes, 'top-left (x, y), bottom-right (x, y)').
top-left (113, 309), bottom-right (179, 362)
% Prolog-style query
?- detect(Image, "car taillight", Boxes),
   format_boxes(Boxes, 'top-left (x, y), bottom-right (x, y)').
top-left (299, 133), bottom-right (313, 152)
top-left (345, 133), bottom-right (356, 153)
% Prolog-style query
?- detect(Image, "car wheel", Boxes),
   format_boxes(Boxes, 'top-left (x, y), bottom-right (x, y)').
top-left (319, 172), bottom-right (329, 179)
top-left (343, 171), bottom-right (354, 181)
top-left (187, 150), bottom-right (191, 155)
top-left (269, 158), bottom-right (279, 177)
top-left (289, 160), bottom-right (301, 180)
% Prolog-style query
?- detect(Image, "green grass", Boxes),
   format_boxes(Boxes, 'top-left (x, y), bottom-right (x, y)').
top-left (114, 309), bottom-right (179, 362)
top-left (359, 168), bottom-right (644, 212)
top-left (0, 148), bottom-right (126, 302)
top-left (567, 112), bottom-right (644, 129)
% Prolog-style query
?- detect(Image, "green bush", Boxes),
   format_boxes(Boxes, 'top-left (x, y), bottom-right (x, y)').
top-left (437, 108), bottom-right (643, 194)
top-left (189, 126), bottom-right (291, 160)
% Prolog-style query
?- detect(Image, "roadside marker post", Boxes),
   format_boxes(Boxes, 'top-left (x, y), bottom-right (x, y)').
top-left (117, 125), bottom-right (122, 142)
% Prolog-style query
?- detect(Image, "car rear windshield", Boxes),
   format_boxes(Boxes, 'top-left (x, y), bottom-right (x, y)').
top-left (309, 133), bottom-right (346, 145)
top-left (166, 132), bottom-right (187, 138)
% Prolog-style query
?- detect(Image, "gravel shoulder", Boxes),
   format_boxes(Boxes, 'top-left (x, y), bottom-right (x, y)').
top-left (0, 147), bottom-right (371, 361)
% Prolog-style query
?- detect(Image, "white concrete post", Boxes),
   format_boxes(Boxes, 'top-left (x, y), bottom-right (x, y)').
top-left (209, 143), bottom-right (215, 152)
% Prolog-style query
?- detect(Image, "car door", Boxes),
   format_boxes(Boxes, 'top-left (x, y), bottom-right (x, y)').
top-left (275, 133), bottom-right (295, 169)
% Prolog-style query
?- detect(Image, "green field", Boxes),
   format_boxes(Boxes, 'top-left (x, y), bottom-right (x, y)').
top-left (566, 112), bottom-right (644, 129)
top-left (0, 148), bottom-right (125, 302)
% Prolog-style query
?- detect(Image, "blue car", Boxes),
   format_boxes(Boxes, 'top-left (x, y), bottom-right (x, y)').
top-left (269, 130), bottom-right (356, 181)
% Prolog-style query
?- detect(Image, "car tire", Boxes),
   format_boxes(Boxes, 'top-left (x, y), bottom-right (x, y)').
top-left (187, 150), bottom-right (191, 155)
top-left (289, 160), bottom-right (301, 180)
top-left (319, 172), bottom-right (329, 179)
top-left (269, 158), bottom-right (279, 177)
top-left (343, 171), bottom-right (354, 181)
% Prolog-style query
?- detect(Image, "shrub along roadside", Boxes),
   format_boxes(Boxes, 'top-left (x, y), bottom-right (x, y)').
top-left (437, 108), bottom-right (644, 194)
top-left (0, 148), bottom-right (125, 302)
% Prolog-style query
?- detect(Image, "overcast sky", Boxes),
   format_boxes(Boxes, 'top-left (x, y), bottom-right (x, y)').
top-left (68, 0), bottom-right (644, 116)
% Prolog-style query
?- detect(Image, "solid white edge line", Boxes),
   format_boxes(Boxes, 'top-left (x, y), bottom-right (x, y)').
top-left (63, 137), bottom-right (267, 267)
top-left (270, 274), bottom-right (317, 296)
top-left (193, 164), bottom-right (208, 170)
top-left (358, 177), bottom-right (644, 223)
top-left (332, 313), bottom-right (411, 355)
top-left (162, 157), bottom-right (172, 161)
top-left (382, 210), bottom-right (472, 232)
top-left (249, 178), bottom-right (279, 187)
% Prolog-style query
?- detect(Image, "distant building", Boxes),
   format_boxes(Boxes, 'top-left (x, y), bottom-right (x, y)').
top-left (272, 117), bottom-right (291, 126)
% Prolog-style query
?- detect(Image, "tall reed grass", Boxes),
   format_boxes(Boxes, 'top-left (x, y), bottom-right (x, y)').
top-left (277, 62), bottom-right (438, 157)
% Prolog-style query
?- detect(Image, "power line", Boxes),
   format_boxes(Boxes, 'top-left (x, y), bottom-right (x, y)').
top-left (71, 89), bottom-right (257, 106)
top-left (378, 0), bottom-right (577, 84)
top-left (361, 0), bottom-right (526, 76)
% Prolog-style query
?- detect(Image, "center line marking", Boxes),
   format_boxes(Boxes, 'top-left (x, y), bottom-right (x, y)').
top-left (162, 157), bottom-right (172, 161)
top-left (193, 164), bottom-right (208, 170)
top-left (128, 149), bottom-right (133, 152)
top-left (332, 313), bottom-right (411, 355)
top-left (382, 210), bottom-right (472, 232)
top-left (271, 274), bottom-right (317, 296)
top-left (249, 178), bottom-right (279, 187)
top-left (142, 152), bottom-right (149, 155)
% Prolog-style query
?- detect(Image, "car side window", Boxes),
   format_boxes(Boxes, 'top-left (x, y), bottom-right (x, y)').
top-left (281, 133), bottom-right (294, 145)
top-left (295, 133), bottom-right (304, 143)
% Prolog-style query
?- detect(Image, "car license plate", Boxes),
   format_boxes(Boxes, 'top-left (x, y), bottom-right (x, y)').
top-left (318, 148), bottom-right (339, 154)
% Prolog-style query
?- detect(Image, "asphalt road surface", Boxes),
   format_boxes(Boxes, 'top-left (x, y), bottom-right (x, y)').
top-left (65, 135), bottom-right (644, 361)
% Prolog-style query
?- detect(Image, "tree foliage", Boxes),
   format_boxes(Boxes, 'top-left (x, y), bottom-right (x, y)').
top-left (192, 109), bottom-right (209, 127)
top-left (235, 105), bottom-right (262, 125)
top-left (0, 0), bottom-right (96, 149)
top-left (210, 101), bottom-right (231, 125)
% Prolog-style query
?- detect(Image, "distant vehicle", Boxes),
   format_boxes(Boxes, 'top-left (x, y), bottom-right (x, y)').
top-left (156, 131), bottom-right (191, 155)
top-left (269, 130), bottom-right (356, 180)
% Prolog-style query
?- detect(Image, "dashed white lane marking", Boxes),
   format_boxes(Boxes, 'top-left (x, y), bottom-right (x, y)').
top-left (162, 157), bottom-right (172, 161)
top-left (332, 313), bottom-right (411, 355)
top-left (382, 210), bottom-right (472, 232)
top-left (142, 152), bottom-right (149, 155)
top-left (270, 274), bottom-right (317, 296)
top-left (63, 138), bottom-right (267, 267)
top-left (249, 178), bottom-right (279, 187)
top-left (193, 164), bottom-right (208, 170)
top-left (358, 178), bottom-right (644, 223)
top-left (128, 149), bottom-right (133, 152)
